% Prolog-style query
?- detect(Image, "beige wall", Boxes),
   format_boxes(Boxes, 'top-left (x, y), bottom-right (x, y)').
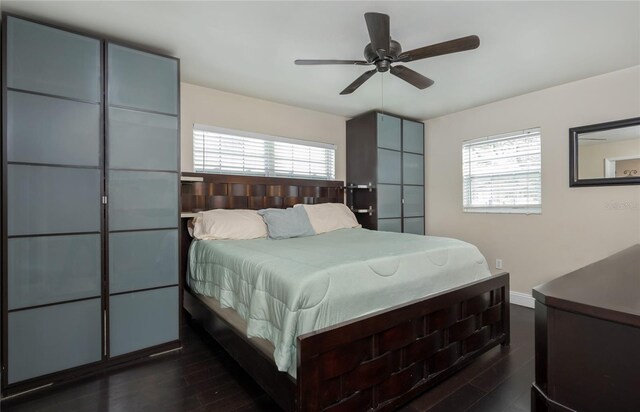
top-left (180, 82), bottom-right (347, 181)
top-left (424, 66), bottom-right (640, 295)
top-left (579, 138), bottom-right (640, 179)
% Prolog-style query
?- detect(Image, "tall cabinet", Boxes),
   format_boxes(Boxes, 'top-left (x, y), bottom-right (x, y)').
top-left (346, 111), bottom-right (425, 235)
top-left (1, 14), bottom-right (180, 396)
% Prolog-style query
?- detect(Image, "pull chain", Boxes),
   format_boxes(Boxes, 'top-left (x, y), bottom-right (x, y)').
top-left (380, 72), bottom-right (385, 115)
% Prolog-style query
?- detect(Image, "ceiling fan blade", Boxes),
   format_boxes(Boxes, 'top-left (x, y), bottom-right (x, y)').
top-left (364, 12), bottom-right (390, 59)
top-left (397, 35), bottom-right (480, 63)
top-left (390, 65), bottom-right (434, 89)
top-left (340, 69), bottom-right (377, 95)
top-left (295, 59), bottom-right (370, 65)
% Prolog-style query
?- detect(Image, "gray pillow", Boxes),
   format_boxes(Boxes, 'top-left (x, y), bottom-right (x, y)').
top-left (258, 207), bottom-right (316, 240)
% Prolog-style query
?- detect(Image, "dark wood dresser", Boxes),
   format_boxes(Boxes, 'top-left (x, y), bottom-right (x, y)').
top-left (531, 244), bottom-right (640, 412)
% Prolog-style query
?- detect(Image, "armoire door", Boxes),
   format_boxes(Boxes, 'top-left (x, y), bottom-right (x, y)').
top-left (3, 16), bottom-right (103, 384)
top-left (402, 119), bottom-right (425, 235)
top-left (377, 113), bottom-right (403, 232)
top-left (106, 43), bottom-right (180, 357)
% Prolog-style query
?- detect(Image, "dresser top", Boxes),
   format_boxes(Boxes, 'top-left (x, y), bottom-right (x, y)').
top-left (533, 244), bottom-right (640, 328)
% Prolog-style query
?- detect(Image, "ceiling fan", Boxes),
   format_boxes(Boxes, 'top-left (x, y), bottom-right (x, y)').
top-left (294, 12), bottom-right (480, 95)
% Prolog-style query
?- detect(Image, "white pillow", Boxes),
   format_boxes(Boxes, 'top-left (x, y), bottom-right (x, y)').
top-left (190, 209), bottom-right (267, 240)
top-left (296, 203), bottom-right (361, 234)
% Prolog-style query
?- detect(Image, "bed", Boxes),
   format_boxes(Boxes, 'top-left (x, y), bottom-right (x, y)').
top-left (180, 173), bottom-right (510, 412)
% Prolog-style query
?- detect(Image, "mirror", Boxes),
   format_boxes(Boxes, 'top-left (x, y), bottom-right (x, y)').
top-left (570, 117), bottom-right (640, 186)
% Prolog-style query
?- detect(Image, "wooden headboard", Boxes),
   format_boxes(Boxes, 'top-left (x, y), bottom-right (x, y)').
top-left (180, 173), bottom-right (344, 285)
top-left (181, 172), bottom-right (344, 212)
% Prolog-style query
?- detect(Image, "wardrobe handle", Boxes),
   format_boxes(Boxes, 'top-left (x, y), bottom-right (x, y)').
top-left (103, 310), bottom-right (107, 356)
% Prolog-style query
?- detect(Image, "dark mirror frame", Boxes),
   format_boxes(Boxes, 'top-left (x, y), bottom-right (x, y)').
top-left (569, 116), bottom-right (640, 187)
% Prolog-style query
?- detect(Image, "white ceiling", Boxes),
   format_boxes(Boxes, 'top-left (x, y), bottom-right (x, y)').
top-left (579, 124), bottom-right (640, 145)
top-left (3, 1), bottom-right (639, 120)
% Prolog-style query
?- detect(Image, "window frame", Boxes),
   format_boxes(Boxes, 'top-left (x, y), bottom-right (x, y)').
top-left (462, 128), bottom-right (542, 215)
top-left (192, 124), bottom-right (336, 180)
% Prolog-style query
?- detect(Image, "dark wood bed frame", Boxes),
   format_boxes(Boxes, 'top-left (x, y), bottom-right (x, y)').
top-left (180, 172), bottom-right (510, 412)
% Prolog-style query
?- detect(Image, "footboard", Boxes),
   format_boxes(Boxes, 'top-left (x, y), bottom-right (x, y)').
top-left (296, 273), bottom-right (510, 412)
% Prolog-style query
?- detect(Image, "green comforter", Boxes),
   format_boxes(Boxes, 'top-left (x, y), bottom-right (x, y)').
top-left (187, 228), bottom-right (490, 376)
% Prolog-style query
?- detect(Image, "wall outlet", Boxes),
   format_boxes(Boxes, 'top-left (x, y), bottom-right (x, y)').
top-left (495, 259), bottom-right (503, 270)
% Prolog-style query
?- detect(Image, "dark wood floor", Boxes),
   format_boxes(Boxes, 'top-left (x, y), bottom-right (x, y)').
top-left (1, 304), bottom-right (534, 412)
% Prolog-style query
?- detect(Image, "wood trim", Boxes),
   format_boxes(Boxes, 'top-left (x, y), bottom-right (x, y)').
top-left (2, 12), bottom-right (9, 392)
top-left (351, 109), bottom-right (425, 125)
top-left (346, 111), bottom-right (378, 230)
top-left (107, 103), bottom-right (177, 118)
top-left (181, 172), bottom-right (343, 188)
top-left (5, 87), bottom-right (100, 105)
top-left (180, 172), bottom-right (344, 213)
top-left (176, 43), bottom-right (184, 363)
top-left (98, 32), bottom-right (108, 369)
top-left (7, 296), bottom-right (103, 313)
top-left (103, 33), bottom-right (112, 364)
top-left (109, 284), bottom-right (179, 297)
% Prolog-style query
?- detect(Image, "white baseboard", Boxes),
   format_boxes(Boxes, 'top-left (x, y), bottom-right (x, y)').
top-left (510, 291), bottom-right (535, 308)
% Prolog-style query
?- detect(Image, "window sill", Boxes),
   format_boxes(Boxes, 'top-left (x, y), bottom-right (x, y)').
top-left (463, 207), bottom-right (541, 215)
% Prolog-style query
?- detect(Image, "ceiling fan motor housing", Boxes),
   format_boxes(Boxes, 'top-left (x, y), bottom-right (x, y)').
top-left (364, 39), bottom-right (402, 72)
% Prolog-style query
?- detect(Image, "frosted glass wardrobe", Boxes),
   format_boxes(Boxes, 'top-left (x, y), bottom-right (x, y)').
top-left (1, 14), bottom-right (180, 396)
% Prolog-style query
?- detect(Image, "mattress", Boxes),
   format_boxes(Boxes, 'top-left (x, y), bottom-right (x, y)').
top-left (187, 228), bottom-right (490, 377)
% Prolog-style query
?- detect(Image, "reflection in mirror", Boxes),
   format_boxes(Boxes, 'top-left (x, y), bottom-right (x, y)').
top-left (578, 125), bottom-right (640, 179)
top-left (570, 117), bottom-right (640, 186)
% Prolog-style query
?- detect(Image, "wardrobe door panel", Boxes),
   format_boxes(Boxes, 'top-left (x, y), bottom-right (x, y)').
top-left (377, 184), bottom-right (402, 218)
top-left (108, 108), bottom-right (178, 171)
top-left (403, 152), bottom-right (424, 185)
top-left (403, 217), bottom-right (425, 235)
top-left (7, 164), bottom-right (101, 236)
top-left (403, 185), bottom-right (424, 217)
top-left (108, 44), bottom-right (178, 114)
top-left (110, 287), bottom-right (179, 357)
top-left (377, 149), bottom-right (401, 184)
top-left (109, 230), bottom-right (179, 294)
top-left (106, 41), bottom-right (180, 362)
top-left (8, 234), bottom-right (101, 310)
top-left (8, 299), bottom-right (102, 383)
top-left (403, 120), bottom-right (424, 154)
top-left (377, 218), bottom-right (402, 233)
top-left (7, 91), bottom-right (100, 166)
top-left (108, 170), bottom-right (178, 231)
top-left (377, 113), bottom-right (401, 151)
top-left (6, 16), bottom-right (100, 102)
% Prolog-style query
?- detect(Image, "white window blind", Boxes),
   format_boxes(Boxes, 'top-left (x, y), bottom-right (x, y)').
top-left (462, 128), bottom-right (541, 214)
top-left (193, 125), bottom-right (336, 180)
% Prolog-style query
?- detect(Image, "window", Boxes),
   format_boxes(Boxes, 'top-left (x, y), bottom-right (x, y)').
top-left (193, 124), bottom-right (336, 180)
top-left (462, 128), bottom-right (541, 214)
